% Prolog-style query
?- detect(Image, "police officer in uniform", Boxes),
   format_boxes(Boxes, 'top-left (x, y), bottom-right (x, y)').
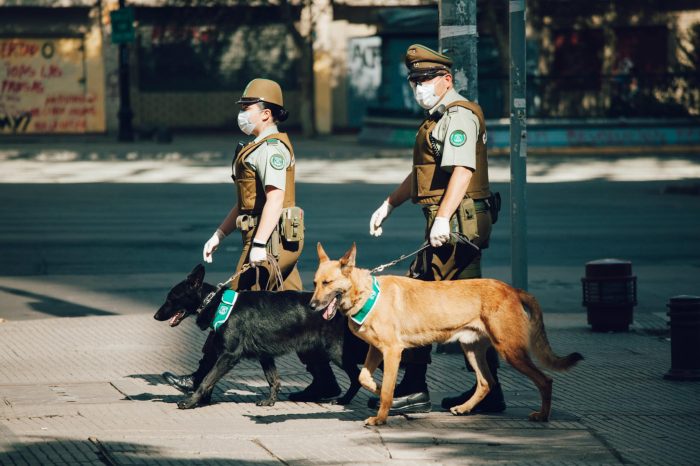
top-left (163, 78), bottom-right (341, 402)
top-left (368, 45), bottom-right (505, 414)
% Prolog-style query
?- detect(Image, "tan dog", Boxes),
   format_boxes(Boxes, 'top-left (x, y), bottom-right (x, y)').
top-left (310, 243), bottom-right (583, 426)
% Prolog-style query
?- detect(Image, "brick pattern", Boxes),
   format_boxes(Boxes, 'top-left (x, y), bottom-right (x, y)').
top-left (1, 312), bottom-right (699, 465)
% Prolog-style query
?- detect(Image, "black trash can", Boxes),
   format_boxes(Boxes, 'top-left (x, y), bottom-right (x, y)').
top-left (664, 295), bottom-right (700, 381)
top-left (581, 259), bottom-right (637, 332)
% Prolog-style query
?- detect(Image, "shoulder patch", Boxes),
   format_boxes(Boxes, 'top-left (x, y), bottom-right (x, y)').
top-left (269, 153), bottom-right (286, 170)
top-left (449, 130), bottom-right (467, 147)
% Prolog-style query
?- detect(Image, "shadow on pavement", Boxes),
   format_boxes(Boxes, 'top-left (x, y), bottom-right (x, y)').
top-left (0, 285), bottom-right (114, 317)
top-left (0, 438), bottom-right (285, 465)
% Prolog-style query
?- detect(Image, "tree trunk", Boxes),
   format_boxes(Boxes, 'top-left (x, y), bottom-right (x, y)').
top-left (280, 0), bottom-right (316, 137)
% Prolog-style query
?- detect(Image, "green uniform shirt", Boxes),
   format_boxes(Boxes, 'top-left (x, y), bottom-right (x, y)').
top-left (429, 88), bottom-right (480, 173)
top-left (245, 126), bottom-right (291, 190)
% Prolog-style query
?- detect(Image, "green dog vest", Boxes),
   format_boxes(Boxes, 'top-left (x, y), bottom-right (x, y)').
top-left (211, 289), bottom-right (239, 331)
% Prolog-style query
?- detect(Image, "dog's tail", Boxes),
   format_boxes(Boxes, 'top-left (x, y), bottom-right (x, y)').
top-left (518, 289), bottom-right (584, 371)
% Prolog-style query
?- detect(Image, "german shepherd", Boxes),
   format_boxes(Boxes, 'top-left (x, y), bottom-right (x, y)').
top-left (153, 264), bottom-right (365, 409)
top-left (310, 243), bottom-right (583, 426)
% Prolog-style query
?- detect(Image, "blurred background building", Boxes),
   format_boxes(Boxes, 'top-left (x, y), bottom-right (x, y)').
top-left (1, 0), bottom-right (699, 145)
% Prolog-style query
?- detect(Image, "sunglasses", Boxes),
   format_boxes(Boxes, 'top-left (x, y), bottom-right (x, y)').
top-left (407, 73), bottom-right (447, 86)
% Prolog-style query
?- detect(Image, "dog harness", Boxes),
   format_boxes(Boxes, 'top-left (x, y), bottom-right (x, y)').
top-left (211, 289), bottom-right (240, 331)
top-left (350, 276), bottom-right (380, 326)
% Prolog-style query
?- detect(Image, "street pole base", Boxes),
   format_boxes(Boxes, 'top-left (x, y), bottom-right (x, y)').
top-left (663, 368), bottom-right (700, 381)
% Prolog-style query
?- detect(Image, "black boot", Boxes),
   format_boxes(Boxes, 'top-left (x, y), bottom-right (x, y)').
top-left (441, 347), bottom-right (506, 413)
top-left (163, 333), bottom-right (218, 394)
top-left (288, 361), bottom-right (341, 402)
top-left (367, 363), bottom-right (431, 414)
top-left (162, 371), bottom-right (196, 394)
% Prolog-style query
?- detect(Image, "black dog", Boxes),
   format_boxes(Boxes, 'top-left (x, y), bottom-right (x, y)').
top-left (153, 264), bottom-right (365, 409)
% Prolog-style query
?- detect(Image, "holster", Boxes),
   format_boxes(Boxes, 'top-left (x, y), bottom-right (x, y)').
top-left (485, 192), bottom-right (502, 225)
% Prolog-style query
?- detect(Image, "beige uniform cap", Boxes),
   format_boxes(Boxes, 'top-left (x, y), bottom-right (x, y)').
top-left (237, 78), bottom-right (284, 108)
top-left (405, 44), bottom-right (453, 79)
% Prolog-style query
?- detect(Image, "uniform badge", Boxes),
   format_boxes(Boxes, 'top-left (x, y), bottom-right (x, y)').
top-left (449, 129), bottom-right (466, 147)
top-left (269, 154), bottom-right (285, 170)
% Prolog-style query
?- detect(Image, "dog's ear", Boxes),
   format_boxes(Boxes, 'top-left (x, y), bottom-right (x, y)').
top-left (188, 264), bottom-right (205, 289)
top-left (317, 242), bottom-right (329, 263)
top-left (339, 242), bottom-right (356, 273)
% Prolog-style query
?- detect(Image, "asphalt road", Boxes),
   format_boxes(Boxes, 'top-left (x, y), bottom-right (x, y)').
top-left (1, 178), bottom-right (699, 321)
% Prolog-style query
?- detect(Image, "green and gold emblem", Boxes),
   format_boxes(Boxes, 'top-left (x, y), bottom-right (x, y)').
top-left (269, 154), bottom-right (285, 170)
top-left (449, 130), bottom-right (466, 147)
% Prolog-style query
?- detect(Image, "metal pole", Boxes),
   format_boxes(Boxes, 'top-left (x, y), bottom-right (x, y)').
top-left (117, 0), bottom-right (134, 142)
top-left (438, 0), bottom-right (478, 101)
top-left (510, 0), bottom-right (528, 289)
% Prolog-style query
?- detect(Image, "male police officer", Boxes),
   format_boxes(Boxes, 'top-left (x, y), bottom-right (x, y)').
top-left (368, 44), bottom-right (505, 414)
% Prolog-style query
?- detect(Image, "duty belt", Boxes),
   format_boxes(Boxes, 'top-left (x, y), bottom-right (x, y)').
top-left (421, 198), bottom-right (488, 213)
top-left (236, 214), bottom-right (259, 232)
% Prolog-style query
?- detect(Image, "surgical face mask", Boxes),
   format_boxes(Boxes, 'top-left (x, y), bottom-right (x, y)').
top-left (237, 109), bottom-right (257, 135)
top-left (412, 77), bottom-right (444, 109)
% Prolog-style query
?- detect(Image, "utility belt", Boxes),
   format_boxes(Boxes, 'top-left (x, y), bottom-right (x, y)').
top-left (422, 197), bottom-right (480, 242)
top-left (236, 206), bottom-right (305, 258)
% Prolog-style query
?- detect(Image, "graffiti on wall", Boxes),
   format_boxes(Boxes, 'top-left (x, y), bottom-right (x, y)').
top-left (0, 38), bottom-right (105, 134)
top-left (347, 36), bottom-right (382, 127)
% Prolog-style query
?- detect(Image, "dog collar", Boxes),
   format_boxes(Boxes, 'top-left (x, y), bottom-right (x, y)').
top-left (211, 289), bottom-right (239, 331)
top-left (350, 276), bottom-right (380, 326)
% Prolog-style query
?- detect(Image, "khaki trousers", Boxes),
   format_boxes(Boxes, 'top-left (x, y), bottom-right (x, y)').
top-left (401, 203), bottom-right (492, 365)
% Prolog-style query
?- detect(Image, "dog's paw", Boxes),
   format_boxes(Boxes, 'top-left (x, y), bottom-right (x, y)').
top-left (364, 416), bottom-right (386, 426)
top-left (177, 398), bottom-right (198, 409)
top-left (449, 406), bottom-right (470, 416)
top-left (528, 411), bottom-right (549, 422)
top-left (256, 398), bottom-right (276, 407)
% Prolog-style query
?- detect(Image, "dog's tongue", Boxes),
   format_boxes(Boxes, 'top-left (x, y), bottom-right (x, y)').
top-left (322, 297), bottom-right (337, 320)
top-left (169, 311), bottom-right (184, 327)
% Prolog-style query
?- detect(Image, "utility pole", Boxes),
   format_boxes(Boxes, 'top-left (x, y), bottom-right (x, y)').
top-left (509, 0), bottom-right (528, 289)
top-left (438, 0), bottom-right (477, 101)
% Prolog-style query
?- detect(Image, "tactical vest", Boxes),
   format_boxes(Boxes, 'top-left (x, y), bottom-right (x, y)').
top-left (232, 132), bottom-right (296, 215)
top-left (411, 100), bottom-right (491, 205)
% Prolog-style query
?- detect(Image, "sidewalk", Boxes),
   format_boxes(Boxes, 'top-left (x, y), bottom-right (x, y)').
top-left (2, 132), bottom-right (700, 185)
top-left (1, 307), bottom-right (698, 465)
top-left (1, 133), bottom-right (699, 465)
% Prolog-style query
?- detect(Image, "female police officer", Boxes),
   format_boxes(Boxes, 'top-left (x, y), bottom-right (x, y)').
top-left (162, 79), bottom-right (341, 401)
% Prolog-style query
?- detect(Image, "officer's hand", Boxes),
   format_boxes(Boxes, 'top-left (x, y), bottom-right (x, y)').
top-left (429, 217), bottom-right (451, 247)
top-left (203, 229), bottom-right (226, 263)
top-left (248, 246), bottom-right (267, 267)
top-left (369, 200), bottom-right (394, 237)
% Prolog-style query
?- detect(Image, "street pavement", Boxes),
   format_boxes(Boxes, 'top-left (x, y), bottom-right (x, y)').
top-left (1, 133), bottom-right (700, 465)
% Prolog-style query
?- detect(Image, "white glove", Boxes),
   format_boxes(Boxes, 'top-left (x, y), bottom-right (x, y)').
top-left (429, 217), bottom-right (451, 247)
top-left (369, 200), bottom-right (394, 237)
top-left (203, 229), bottom-right (226, 263)
top-left (248, 245), bottom-right (267, 267)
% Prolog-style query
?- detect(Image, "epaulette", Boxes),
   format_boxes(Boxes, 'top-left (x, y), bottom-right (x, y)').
top-left (266, 138), bottom-right (279, 145)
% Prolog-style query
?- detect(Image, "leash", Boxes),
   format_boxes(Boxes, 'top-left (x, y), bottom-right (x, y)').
top-left (370, 241), bottom-right (431, 274)
top-left (369, 233), bottom-right (480, 274)
top-left (198, 253), bottom-right (284, 313)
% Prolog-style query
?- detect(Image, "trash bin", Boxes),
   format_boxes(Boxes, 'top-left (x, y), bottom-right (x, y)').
top-left (581, 259), bottom-right (636, 332)
top-left (664, 295), bottom-right (700, 381)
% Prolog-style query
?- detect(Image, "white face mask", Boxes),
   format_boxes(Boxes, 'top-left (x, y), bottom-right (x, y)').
top-left (237, 109), bottom-right (257, 135)
top-left (413, 79), bottom-right (442, 109)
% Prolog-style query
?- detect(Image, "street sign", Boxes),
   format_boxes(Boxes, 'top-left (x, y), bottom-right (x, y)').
top-left (110, 7), bottom-right (135, 44)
